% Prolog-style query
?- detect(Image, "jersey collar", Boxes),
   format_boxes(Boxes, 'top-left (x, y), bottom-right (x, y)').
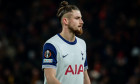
top-left (57, 33), bottom-right (77, 45)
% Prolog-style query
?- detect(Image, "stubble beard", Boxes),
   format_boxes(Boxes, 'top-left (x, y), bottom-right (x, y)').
top-left (68, 26), bottom-right (83, 36)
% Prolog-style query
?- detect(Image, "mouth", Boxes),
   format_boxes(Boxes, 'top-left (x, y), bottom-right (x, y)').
top-left (78, 25), bottom-right (83, 28)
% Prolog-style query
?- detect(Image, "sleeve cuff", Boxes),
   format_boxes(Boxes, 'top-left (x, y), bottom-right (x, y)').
top-left (42, 65), bottom-right (57, 70)
top-left (84, 66), bottom-right (88, 70)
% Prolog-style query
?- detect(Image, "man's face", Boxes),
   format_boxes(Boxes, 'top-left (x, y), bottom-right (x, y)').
top-left (67, 10), bottom-right (84, 36)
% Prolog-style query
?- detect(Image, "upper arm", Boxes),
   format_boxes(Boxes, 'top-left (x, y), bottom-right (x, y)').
top-left (84, 70), bottom-right (88, 77)
top-left (44, 68), bottom-right (61, 84)
top-left (42, 43), bottom-right (57, 69)
top-left (82, 39), bottom-right (88, 70)
top-left (44, 68), bottom-right (56, 80)
top-left (84, 70), bottom-right (91, 84)
top-left (84, 56), bottom-right (88, 70)
top-left (42, 43), bottom-right (62, 84)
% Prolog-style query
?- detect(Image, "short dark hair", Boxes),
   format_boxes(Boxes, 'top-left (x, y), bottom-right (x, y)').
top-left (57, 1), bottom-right (79, 21)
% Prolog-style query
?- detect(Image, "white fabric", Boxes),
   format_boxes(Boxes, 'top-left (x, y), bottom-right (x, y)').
top-left (43, 34), bottom-right (88, 84)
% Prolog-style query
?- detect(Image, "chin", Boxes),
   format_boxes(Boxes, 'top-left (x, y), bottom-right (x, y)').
top-left (75, 29), bottom-right (83, 36)
top-left (69, 26), bottom-right (83, 36)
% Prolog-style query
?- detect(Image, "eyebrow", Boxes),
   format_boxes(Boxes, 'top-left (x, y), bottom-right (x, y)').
top-left (75, 16), bottom-right (82, 18)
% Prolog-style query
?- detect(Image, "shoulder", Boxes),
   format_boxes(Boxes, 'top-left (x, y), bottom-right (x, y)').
top-left (42, 35), bottom-right (58, 56)
top-left (45, 35), bottom-right (59, 44)
top-left (43, 34), bottom-right (61, 47)
top-left (76, 36), bottom-right (86, 50)
top-left (43, 34), bottom-right (62, 52)
top-left (76, 36), bottom-right (86, 45)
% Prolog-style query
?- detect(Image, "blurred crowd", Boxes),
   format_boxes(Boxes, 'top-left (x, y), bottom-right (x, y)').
top-left (0, 0), bottom-right (140, 84)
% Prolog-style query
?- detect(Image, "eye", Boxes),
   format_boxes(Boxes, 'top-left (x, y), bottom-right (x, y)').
top-left (75, 17), bottom-right (80, 19)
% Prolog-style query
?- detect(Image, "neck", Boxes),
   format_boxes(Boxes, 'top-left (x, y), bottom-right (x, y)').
top-left (60, 27), bottom-right (75, 42)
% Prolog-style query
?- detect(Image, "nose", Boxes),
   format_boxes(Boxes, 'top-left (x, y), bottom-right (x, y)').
top-left (80, 19), bottom-right (84, 24)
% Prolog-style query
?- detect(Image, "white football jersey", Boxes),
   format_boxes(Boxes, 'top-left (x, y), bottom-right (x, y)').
top-left (42, 34), bottom-right (88, 84)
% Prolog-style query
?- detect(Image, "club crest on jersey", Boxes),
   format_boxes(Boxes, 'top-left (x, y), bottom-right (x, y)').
top-left (44, 50), bottom-right (51, 58)
top-left (81, 51), bottom-right (84, 60)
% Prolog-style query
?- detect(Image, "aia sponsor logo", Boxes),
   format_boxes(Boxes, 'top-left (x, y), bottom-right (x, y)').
top-left (65, 64), bottom-right (83, 75)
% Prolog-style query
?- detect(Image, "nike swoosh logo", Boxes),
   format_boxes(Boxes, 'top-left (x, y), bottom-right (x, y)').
top-left (62, 54), bottom-right (68, 58)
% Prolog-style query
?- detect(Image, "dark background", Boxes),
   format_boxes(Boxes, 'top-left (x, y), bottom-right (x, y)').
top-left (0, 0), bottom-right (140, 84)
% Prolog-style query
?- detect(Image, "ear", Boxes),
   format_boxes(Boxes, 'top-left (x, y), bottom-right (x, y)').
top-left (63, 18), bottom-right (68, 25)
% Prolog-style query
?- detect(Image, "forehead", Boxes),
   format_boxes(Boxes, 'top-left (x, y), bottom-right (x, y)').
top-left (68, 10), bottom-right (82, 17)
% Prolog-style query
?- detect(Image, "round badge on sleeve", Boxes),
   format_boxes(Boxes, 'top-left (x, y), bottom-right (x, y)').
top-left (44, 50), bottom-right (52, 58)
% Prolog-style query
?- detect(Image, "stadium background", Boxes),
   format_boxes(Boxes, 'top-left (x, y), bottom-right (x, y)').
top-left (0, 0), bottom-right (140, 84)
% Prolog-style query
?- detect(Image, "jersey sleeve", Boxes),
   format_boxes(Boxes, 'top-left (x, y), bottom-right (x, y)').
top-left (81, 39), bottom-right (88, 70)
top-left (84, 56), bottom-right (88, 70)
top-left (42, 43), bottom-right (57, 69)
